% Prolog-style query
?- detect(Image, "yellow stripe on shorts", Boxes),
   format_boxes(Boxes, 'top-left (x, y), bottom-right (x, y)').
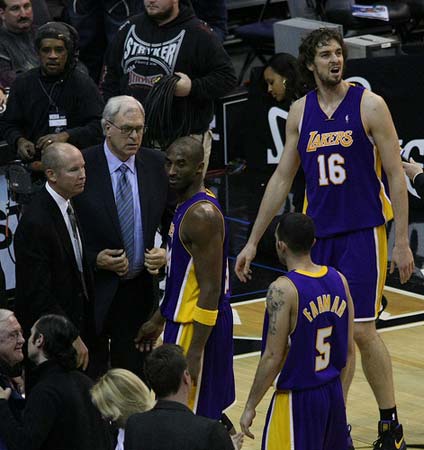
top-left (264, 391), bottom-right (294, 450)
top-left (374, 224), bottom-right (387, 319)
top-left (175, 322), bottom-right (203, 413)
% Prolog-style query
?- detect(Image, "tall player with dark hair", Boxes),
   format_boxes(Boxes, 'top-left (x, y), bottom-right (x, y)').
top-left (240, 213), bottom-right (354, 450)
top-left (236, 28), bottom-right (413, 449)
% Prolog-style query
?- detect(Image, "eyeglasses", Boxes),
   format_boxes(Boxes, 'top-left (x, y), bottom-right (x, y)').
top-left (0, 330), bottom-right (24, 343)
top-left (107, 120), bottom-right (147, 136)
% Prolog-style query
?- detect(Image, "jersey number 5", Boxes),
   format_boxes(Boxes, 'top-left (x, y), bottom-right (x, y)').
top-left (317, 154), bottom-right (346, 186)
top-left (315, 326), bottom-right (333, 372)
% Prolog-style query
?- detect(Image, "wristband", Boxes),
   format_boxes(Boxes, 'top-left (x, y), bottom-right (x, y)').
top-left (193, 305), bottom-right (218, 326)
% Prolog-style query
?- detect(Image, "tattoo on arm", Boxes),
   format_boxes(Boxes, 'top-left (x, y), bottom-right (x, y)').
top-left (266, 286), bottom-right (285, 335)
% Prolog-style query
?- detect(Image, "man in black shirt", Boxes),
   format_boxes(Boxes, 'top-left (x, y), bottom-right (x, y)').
top-left (0, 21), bottom-right (104, 161)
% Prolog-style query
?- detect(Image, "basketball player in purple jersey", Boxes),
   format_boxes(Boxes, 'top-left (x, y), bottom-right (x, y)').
top-left (235, 28), bottom-right (413, 449)
top-left (240, 212), bottom-right (355, 450)
top-left (135, 136), bottom-right (235, 424)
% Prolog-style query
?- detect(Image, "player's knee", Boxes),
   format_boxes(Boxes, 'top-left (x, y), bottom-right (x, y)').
top-left (353, 321), bottom-right (378, 347)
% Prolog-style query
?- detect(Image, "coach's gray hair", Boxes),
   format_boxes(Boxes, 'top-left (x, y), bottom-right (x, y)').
top-left (101, 96), bottom-right (145, 135)
top-left (0, 309), bottom-right (14, 339)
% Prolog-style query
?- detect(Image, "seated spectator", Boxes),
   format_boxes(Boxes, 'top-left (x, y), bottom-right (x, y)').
top-left (0, 21), bottom-right (104, 162)
top-left (403, 157), bottom-right (424, 199)
top-left (0, 309), bottom-right (25, 449)
top-left (124, 344), bottom-right (241, 450)
top-left (0, 0), bottom-right (38, 108)
top-left (0, 314), bottom-right (112, 450)
top-left (91, 368), bottom-right (154, 450)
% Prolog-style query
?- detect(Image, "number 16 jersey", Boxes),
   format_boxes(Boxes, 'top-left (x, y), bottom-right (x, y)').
top-left (297, 85), bottom-right (393, 238)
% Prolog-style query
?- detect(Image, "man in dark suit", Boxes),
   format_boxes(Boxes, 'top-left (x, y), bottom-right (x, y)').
top-left (124, 344), bottom-right (235, 450)
top-left (14, 142), bottom-right (91, 371)
top-left (73, 95), bottom-right (171, 379)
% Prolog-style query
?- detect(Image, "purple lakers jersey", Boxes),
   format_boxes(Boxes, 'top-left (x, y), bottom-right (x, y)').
top-left (160, 190), bottom-right (231, 323)
top-left (297, 85), bottom-right (393, 238)
top-left (270, 266), bottom-right (349, 391)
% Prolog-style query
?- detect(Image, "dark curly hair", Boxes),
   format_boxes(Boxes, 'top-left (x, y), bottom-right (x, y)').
top-left (33, 314), bottom-right (78, 371)
top-left (298, 28), bottom-right (347, 89)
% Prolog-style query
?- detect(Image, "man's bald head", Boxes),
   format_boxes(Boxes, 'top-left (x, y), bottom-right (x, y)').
top-left (42, 143), bottom-right (86, 200)
top-left (167, 136), bottom-right (204, 166)
top-left (165, 136), bottom-right (205, 194)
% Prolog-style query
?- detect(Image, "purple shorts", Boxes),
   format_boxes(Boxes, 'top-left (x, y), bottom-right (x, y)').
top-left (163, 303), bottom-right (235, 420)
top-left (311, 225), bottom-right (387, 321)
top-left (262, 377), bottom-right (347, 450)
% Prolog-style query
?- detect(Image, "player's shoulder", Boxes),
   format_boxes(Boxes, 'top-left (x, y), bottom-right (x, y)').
top-left (286, 96), bottom-right (307, 127)
top-left (360, 87), bottom-right (386, 111)
top-left (268, 276), bottom-right (297, 303)
top-left (290, 96), bottom-right (307, 116)
top-left (188, 200), bottom-right (222, 225)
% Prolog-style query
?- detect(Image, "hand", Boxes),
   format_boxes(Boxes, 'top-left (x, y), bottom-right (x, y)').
top-left (235, 243), bottom-right (256, 283)
top-left (144, 247), bottom-right (166, 275)
top-left (11, 376), bottom-right (24, 395)
top-left (231, 432), bottom-right (244, 450)
top-left (96, 249), bottom-right (129, 277)
top-left (36, 132), bottom-right (69, 151)
top-left (186, 350), bottom-right (202, 386)
top-left (134, 318), bottom-right (164, 352)
top-left (402, 157), bottom-right (423, 181)
top-left (73, 336), bottom-right (89, 370)
top-left (0, 386), bottom-right (12, 401)
top-left (174, 72), bottom-right (192, 97)
top-left (240, 406), bottom-right (256, 439)
top-left (16, 137), bottom-right (36, 160)
top-left (390, 243), bottom-right (414, 284)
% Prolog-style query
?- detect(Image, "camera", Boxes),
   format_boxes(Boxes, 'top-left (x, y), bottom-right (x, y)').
top-left (4, 160), bottom-right (42, 205)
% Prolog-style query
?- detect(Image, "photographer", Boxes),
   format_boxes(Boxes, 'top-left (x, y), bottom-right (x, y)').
top-left (0, 21), bottom-right (103, 162)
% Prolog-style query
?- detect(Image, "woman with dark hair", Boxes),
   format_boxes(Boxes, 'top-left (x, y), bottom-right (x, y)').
top-left (262, 53), bottom-right (306, 213)
top-left (262, 52), bottom-right (305, 106)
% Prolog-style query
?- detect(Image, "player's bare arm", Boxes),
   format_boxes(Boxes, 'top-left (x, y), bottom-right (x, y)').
top-left (338, 272), bottom-right (356, 402)
top-left (240, 277), bottom-right (295, 438)
top-left (180, 202), bottom-right (224, 384)
top-left (362, 90), bottom-right (414, 283)
top-left (235, 98), bottom-right (304, 283)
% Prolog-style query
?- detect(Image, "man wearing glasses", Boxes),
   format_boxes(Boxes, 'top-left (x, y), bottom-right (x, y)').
top-left (0, 310), bottom-right (25, 443)
top-left (73, 95), bottom-right (173, 380)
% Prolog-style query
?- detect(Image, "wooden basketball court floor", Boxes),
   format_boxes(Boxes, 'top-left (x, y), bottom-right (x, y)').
top-left (226, 287), bottom-right (424, 450)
